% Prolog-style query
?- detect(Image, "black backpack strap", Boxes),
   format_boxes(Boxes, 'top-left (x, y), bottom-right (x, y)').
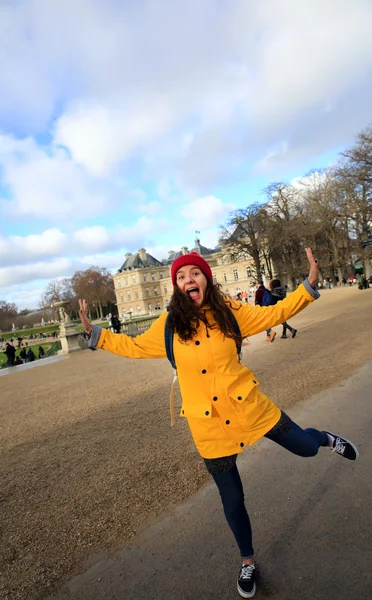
top-left (164, 312), bottom-right (177, 370)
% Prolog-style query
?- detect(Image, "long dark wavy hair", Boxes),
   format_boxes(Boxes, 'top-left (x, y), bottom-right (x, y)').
top-left (167, 279), bottom-right (242, 344)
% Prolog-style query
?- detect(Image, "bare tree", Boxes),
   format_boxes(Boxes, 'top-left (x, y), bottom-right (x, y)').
top-left (336, 126), bottom-right (372, 275)
top-left (0, 301), bottom-right (19, 332)
top-left (261, 182), bottom-right (311, 288)
top-left (71, 267), bottom-right (115, 319)
top-left (220, 203), bottom-right (270, 282)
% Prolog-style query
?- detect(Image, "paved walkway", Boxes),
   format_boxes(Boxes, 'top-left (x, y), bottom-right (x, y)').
top-left (48, 361), bottom-right (372, 600)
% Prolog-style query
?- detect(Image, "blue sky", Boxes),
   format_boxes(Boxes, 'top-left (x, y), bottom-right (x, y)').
top-left (1, 0), bottom-right (372, 309)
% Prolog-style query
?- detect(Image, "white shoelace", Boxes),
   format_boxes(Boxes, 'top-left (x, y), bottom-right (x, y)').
top-left (240, 564), bottom-right (255, 580)
top-left (332, 438), bottom-right (346, 455)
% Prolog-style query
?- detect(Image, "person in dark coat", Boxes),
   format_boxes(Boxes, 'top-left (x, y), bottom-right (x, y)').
top-left (111, 314), bottom-right (121, 334)
top-left (5, 342), bottom-right (16, 366)
top-left (270, 279), bottom-right (297, 339)
top-left (20, 347), bottom-right (27, 363)
top-left (38, 345), bottom-right (45, 359)
top-left (27, 348), bottom-right (35, 362)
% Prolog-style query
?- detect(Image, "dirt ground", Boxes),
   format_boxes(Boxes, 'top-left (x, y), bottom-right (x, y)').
top-left (1, 287), bottom-right (372, 600)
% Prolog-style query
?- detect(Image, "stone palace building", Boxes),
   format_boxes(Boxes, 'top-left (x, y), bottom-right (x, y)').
top-left (113, 236), bottom-right (267, 319)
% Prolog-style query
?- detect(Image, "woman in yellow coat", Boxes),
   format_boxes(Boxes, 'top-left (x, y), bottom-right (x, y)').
top-left (79, 248), bottom-right (358, 599)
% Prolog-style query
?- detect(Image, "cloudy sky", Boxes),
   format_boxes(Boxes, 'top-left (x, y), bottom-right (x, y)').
top-left (1, 0), bottom-right (372, 309)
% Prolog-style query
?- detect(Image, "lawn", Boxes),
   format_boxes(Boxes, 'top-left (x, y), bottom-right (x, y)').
top-left (0, 341), bottom-right (61, 368)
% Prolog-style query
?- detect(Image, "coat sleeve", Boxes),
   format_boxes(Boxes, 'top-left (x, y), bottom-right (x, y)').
top-left (90, 313), bottom-right (167, 359)
top-left (233, 280), bottom-right (319, 338)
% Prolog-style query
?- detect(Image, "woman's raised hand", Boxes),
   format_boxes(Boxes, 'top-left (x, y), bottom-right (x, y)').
top-left (79, 299), bottom-right (93, 334)
top-left (305, 248), bottom-right (319, 288)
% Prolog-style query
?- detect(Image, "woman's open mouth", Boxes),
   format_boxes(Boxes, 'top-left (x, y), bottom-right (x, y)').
top-left (186, 287), bottom-right (200, 301)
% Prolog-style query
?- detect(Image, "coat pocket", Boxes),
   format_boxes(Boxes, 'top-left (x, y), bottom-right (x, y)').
top-left (187, 416), bottom-right (229, 443)
top-left (227, 372), bottom-right (260, 403)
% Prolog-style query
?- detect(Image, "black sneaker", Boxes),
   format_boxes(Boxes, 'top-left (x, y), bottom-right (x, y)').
top-left (237, 563), bottom-right (256, 598)
top-left (280, 334), bottom-right (287, 339)
top-left (291, 329), bottom-right (297, 338)
top-left (325, 431), bottom-right (359, 461)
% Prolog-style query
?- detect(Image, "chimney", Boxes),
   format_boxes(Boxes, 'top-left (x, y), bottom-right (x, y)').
top-left (125, 252), bottom-right (132, 258)
top-left (181, 246), bottom-right (189, 255)
top-left (168, 250), bottom-right (175, 257)
top-left (138, 248), bottom-right (147, 261)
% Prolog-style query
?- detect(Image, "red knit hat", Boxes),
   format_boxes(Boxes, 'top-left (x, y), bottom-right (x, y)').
top-left (171, 252), bottom-right (213, 285)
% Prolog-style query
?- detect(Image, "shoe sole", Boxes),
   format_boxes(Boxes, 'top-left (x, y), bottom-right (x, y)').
top-left (325, 431), bottom-right (360, 461)
top-left (237, 582), bottom-right (256, 598)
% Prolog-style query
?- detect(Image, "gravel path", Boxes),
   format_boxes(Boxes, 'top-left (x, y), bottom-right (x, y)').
top-left (1, 287), bottom-right (371, 600)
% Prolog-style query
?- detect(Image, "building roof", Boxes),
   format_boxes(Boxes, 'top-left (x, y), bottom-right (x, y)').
top-left (190, 237), bottom-right (215, 256)
top-left (118, 237), bottom-right (217, 271)
top-left (118, 250), bottom-right (162, 272)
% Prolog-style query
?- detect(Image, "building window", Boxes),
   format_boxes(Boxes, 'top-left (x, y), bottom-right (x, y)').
top-left (213, 275), bottom-right (217, 284)
top-left (127, 292), bottom-right (131, 300)
top-left (233, 269), bottom-right (239, 281)
top-left (246, 267), bottom-right (252, 278)
top-left (146, 288), bottom-right (150, 297)
top-left (125, 277), bottom-right (128, 285)
top-left (120, 294), bottom-right (124, 303)
top-left (159, 273), bottom-right (163, 279)
top-left (132, 276), bottom-right (136, 284)
top-left (148, 303), bottom-right (152, 312)
top-left (155, 301), bottom-right (161, 310)
top-left (154, 287), bottom-right (158, 295)
top-left (137, 305), bottom-right (141, 314)
top-left (151, 273), bottom-right (156, 281)
top-left (143, 274), bottom-right (147, 282)
top-left (223, 272), bottom-right (227, 282)
top-left (135, 289), bottom-right (139, 299)
top-left (117, 280), bottom-right (122, 288)
top-left (164, 285), bottom-right (168, 294)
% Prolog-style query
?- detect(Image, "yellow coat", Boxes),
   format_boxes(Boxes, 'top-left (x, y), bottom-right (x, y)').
top-left (93, 283), bottom-right (316, 458)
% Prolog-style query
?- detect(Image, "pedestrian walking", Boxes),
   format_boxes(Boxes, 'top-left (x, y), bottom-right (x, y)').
top-left (5, 342), bottom-right (16, 366)
top-left (79, 248), bottom-right (359, 599)
top-left (255, 283), bottom-right (276, 342)
top-left (270, 279), bottom-right (297, 339)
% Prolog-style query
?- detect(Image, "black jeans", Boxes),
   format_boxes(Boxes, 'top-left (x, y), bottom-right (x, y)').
top-left (282, 321), bottom-right (294, 336)
top-left (206, 417), bottom-right (329, 558)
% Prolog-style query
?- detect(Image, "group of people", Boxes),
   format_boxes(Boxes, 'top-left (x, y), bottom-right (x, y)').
top-left (239, 279), bottom-right (298, 343)
top-left (79, 249), bottom-right (358, 599)
top-left (3, 342), bottom-right (45, 367)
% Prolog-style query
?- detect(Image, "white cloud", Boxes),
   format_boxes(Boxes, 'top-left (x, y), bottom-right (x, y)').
top-left (0, 216), bottom-right (160, 274)
top-left (54, 100), bottom-right (175, 175)
top-left (2, 0), bottom-right (371, 186)
top-left (0, 134), bottom-right (108, 219)
top-left (0, 229), bottom-right (67, 266)
top-left (138, 201), bottom-right (163, 216)
top-left (180, 196), bottom-right (235, 230)
top-left (0, 258), bottom-right (73, 287)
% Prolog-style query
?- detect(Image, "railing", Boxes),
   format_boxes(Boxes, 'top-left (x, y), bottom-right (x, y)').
top-left (121, 314), bottom-right (160, 336)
